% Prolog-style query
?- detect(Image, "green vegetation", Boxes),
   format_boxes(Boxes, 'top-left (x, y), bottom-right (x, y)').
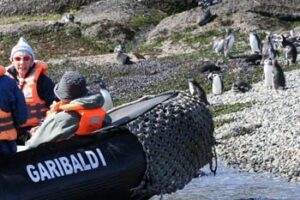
top-left (182, 30), bottom-right (223, 45)
top-left (210, 102), bottom-right (254, 127)
top-left (111, 70), bottom-right (137, 78)
top-left (284, 63), bottom-right (300, 71)
top-left (0, 15), bottom-right (61, 25)
top-left (210, 102), bottom-right (253, 117)
top-left (137, 28), bottom-right (223, 58)
top-left (228, 32), bottom-right (249, 55)
top-left (137, 28), bottom-right (250, 62)
top-left (291, 20), bottom-right (300, 28)
top-left (260, 16), bottom-right (291, 31)
top-left (214, 118), bottom-right (235, 128)
top-left (129, 14), bottom-right (167, 28)
top-left (0, 27), bottom-right (107, 66)
top-left (138, 40), bottom-right (163, 53)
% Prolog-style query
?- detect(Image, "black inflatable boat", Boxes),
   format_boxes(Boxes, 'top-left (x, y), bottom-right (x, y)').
top-left (0, 91), bottom-right (215, 200)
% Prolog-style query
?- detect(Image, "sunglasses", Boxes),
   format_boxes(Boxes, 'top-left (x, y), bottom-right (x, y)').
top-left (14, 56), bottom-right (31, 62)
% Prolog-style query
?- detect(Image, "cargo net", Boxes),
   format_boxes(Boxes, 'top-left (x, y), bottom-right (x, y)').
top-left (127, 91), bottom-right (215, 197)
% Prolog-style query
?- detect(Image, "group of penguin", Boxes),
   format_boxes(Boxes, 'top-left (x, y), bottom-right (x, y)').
top-left (207, 29), bottom-right (299, 95)
top-left (113, 27), bottom-right (298, 99)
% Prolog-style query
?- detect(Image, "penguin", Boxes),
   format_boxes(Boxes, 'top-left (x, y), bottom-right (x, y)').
top-left (188, 78), bottom-right (210, 105)
top-left (278, 35), bottom-right (297, 65)
top-left (294, 37), bottom-right (300, 47)
top-left (289, 29), bottom-right (295, 38)
top-left (261, 32), bottom-right (277, 63)
top-left (90, 80), bottom-right (114, 111)
top-left (231, 81), bottom-right (251, 93)
top-left (249, 30), bottom-right (262, 54)
top-left (198, 0), bottom-right (223, 9)
top-left (208, 72), bottom-right (223, 95)
top-left (62, 13), bottom-right (75, 23)
top-left (114, 44), bottom-right (124, 53)
top-left (99, 82), bottom-right (114, 111)
top-left (272, 59), bottom-right (286, 90)
top-left (285, 45), bottom-right (297, 65)
top-left (244, 54), bottom-right (262, 65)
top-left (198, 9), bottom-right (216, 26)
top-left (224, 28), bottom-right (235, 57)
top-left (263, 58), bottom-right (274, 89)
top-left (114, 45), bottom-right (134, 65)
top-left (199, 63), bottom-right (221, 73)
top-left (212, 37), bottom-right (225, 55)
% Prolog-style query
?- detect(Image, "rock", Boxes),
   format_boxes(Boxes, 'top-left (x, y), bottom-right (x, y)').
top-left (0, 0), bottom-right (97, 16)
top-left (75, 0), bottom-right (159, 25)
top-left (81, 20), bottom-right (135, 44)
top-left (147, 7), bottom-right (201, 41)
top-left (139, 0), bottom-right (197, 14)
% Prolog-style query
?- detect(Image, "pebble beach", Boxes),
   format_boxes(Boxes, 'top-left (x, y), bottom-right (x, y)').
top-left (209, 69), bottom-right (300, 182)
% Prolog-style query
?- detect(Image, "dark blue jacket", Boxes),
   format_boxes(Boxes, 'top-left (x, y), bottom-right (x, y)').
top-left (0, 75), bottom-right (27, 127)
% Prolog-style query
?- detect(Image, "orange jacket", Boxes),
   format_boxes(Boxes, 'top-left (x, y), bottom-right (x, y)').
top-left (48, 101), bottom-right (106, 135)
top-left (0, 66), bottom-right (17, 140)
top-left (0, 108), bottom-right (17, 140)
top-left (7, 61), bottom-right (49, 127)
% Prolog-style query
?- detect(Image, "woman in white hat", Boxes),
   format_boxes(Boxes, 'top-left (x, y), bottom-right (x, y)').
top-left (6, 37), bottom-right (56, 145)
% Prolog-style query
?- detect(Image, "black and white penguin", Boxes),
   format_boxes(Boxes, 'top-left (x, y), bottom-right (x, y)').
top-left (278, 34), bottom-right (297, 65)
top-left (199, 63), bottom-right (221, 73)
top-left (198, 9), bottom-right (216, 26)
top-left (114, 45), bottom-right (134, 65)
top-left (244, 54), bottom-right (262, 65)
top-left (212, 37), bottom-right (225, 55)
top-left (208, 72), bottom-right (223, 95)
top-left (232, 81), bottom-right (251, 93)
top-left (289, 29), bottom-right (295, 38)
top-left (272, 59), bottom-right (286, 90)
top-left (90, 80), bottom-right (114, 111)
top-left (224, 28), bottom-right (235, 57)
top-left (261, 32), bottom-right (277, 63)
top-left (263, 57), bottom-right (274, 89)
top-left (198, 0), bottom-right (223, 9)
top-left (62, 13), bottom-right (75, 23)
top-left (99, 82), bottom-right (114, 111)
top-left (188, 78), bottom-right (209, 105)
top-left (249, 30), bottom-right (262, 54)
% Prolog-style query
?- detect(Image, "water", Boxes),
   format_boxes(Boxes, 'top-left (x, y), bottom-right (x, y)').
top-left (150, 162), bottom-right (300, 200)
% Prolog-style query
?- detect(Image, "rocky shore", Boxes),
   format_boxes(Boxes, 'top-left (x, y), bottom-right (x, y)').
top-left (210, 69), bottom-right (300, 182)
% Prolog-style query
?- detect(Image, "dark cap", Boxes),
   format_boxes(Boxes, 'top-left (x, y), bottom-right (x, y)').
top-left (54, 71), bottom-right (88, 100)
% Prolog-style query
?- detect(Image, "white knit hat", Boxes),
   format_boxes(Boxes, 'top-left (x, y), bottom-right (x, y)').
top-left (10, 37), bottom-right (35, 61)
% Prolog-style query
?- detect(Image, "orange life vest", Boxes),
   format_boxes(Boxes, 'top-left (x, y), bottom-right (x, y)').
top-left (48, 101), bottom-right (106, 135)
top-left (0, 108), bottom-right (17, 141)
top-left (0, 65), bottom-right (5, 76)
top-left (7, 61), bottom-right (49, 127)
top-left (75, 107), bottom-right (106, 135)
top-left (0, 66), bottom-right (17, 140)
